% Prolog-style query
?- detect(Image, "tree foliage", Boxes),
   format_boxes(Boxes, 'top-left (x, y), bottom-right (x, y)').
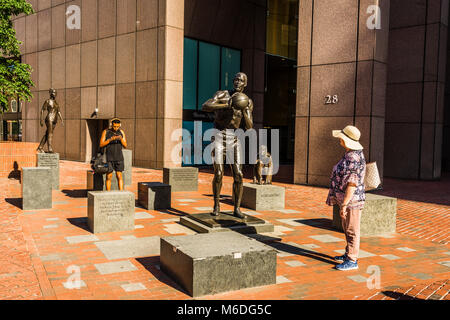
top-left (0, 0), bottom-right (34, 113)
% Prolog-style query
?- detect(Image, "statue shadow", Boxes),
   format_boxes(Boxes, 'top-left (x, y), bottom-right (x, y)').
top-left (157, 208), bottom-right (189, 217)
top-left (62, 189), bottom-right (88, 198)
top-left (293, 218), bottom-right (337, 232)
top-left (8, 162), bottom-right (21, 181)
top-left (266, 242), bottom-right (337, 266)
top-left (5, 198), bottom-right (23, 209)
top-left (67, 217), bottom-right (90, 232)
top-left (135, 257), bottom-right (188, 295)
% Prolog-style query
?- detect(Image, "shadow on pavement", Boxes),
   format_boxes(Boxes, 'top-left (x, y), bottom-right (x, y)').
top-left (293, 218), bottom-right (338, 232)
top-left (135, 256), bottom-right (188, 295)
top-left (266, 242), bottom-right (337, 266)
top-left (62, 189), bottom-right (88, 198)
top-left (67, 217), bottom-right (90, 232)
top-left (381, 291), bottom-right (420, 300)
top-left (5, 198), bottom-right (22, 209)
top-left (157, 208), bottom-right (189, 217)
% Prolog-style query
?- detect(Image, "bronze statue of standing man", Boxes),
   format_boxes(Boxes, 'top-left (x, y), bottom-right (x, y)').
top-left (37, 88), bottom-right (64, 153)
top-left (202, 72), bottom-right (254, 219)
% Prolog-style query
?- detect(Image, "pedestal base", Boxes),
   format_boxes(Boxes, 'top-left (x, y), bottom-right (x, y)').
top-left (160, 232), bottom-right (277, 297)
top-left (180, 212), bottom-right (274, 234)
top-left (37, 153), bottom-right (59, 190)
top-left (22, 167), bottom-right (52, 210)
top-left (242, 183), bottom-right (285, 210)
top-left (87, 191), bottom-right (135, 234)
top-left (332, 193), bottom-right (397, 237)
top-left (138, 182), bottom-right (171, 210)
top-left (163, 167), bottom-right (198, 192)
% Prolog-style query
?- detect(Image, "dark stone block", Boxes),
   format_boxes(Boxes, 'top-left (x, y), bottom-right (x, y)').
top-left (160, 232), bottom-right (277, 297)
top-left (138, 182), bottom-right (171, 210)
top-left (22, 167), bottom-right (52, 210)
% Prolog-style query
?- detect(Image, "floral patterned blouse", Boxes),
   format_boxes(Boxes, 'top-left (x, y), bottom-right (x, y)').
top-left (326, 150), bottom-right (366, 210)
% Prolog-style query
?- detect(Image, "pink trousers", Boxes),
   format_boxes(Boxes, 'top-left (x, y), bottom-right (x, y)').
top-left (341, 207), bottom-right (362, 262)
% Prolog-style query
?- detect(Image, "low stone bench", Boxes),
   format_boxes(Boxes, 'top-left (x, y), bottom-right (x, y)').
top-left (22, 167), bottom-right (52, 210)
top-left (332, 193), bottom-right (397, 237)
top-left (160, 232), bottom-right (277, 297)
top-left (88, 191), bottom-right (135, 234)
top-left (241, 183), bottom-right (285, 210)
top-left (163, 167), bottom-right (198, 192)
top-left (37, 153), bottom-right (59, 190)
top-left (138, 182), bottom-right (171, 210)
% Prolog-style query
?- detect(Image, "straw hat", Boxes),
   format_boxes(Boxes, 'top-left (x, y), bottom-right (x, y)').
top-left (332, 125), bottom-right (364, 151)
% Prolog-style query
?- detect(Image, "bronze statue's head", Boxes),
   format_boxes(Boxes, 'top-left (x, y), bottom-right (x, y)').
top-left (233, 73), bottom-right (247, 92)
top-left (49, 88), bottom-right (57, 98)
top-left (111, 118), bottom-right (121, 132)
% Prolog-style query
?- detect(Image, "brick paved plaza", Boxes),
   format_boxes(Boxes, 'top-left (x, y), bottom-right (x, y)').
top-left (0, 161), bottom-right (449, 300)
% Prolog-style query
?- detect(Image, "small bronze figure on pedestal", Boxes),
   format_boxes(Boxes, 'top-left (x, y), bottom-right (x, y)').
top-left (253, 145), bottom-right (273, 185)
top-left (37, 88), bottom-right (64, 153)
top-left (202, 73), bottom-right (254, 219)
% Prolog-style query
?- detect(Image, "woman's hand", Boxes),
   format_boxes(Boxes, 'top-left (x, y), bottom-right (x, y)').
top-left (340, 204), bottom-right (348, 219)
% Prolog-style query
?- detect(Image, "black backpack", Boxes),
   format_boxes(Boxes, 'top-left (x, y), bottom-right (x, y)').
top-left (91, 148), bottom-right (109, 174)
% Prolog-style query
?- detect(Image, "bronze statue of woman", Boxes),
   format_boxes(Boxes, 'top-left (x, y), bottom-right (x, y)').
top-left (37, 88), bottom-right (64, 153)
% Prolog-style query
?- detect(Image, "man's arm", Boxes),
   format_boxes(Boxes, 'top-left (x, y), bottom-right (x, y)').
top-left (202, 91), bottom-right (231, 112)
top-left (56, 103), bottom-right (64, 126)
top-left (243, 99), bottom-right (254, 130)
top-left (99, 129), bottom-right (111, 148)
top-left (39, 101), bottom-right (48, 126)
top-left (119, 130), bottom-right (128, 149)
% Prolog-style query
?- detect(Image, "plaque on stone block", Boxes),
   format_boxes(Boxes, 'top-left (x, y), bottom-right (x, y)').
top-left (180, 212), bottom-right (274, 234)
top-left (22, 167), bottom-right (52, 210)
top-left (163, 167), bottom-right (198, 192)
top-left (37, 153), bottom-right (59, 190)
top-left (161, 232), bottom-right (277, 297)
top-left (138, 182), bottom-right (171, 210)
top-left (241, 183), bottom-right (285, 211)
top-left (87, 191), bottom-right (135, 234)
top-left (333, 193), bottom-right (397, 237)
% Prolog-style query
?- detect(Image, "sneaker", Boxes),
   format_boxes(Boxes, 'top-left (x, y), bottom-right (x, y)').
top-left (336, 259), bottom-right (358, 271)
top-left (334, 254), bottom-right (348, 262)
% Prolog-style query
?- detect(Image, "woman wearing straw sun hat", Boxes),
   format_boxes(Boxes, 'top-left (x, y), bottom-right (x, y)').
top-left (326, 125), bottom-right (366, 271)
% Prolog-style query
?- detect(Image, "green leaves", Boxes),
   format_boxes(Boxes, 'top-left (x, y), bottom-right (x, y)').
top-left (0, 0), bottom-right (34, 113)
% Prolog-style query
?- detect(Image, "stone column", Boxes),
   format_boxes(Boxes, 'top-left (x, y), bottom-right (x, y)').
top-left (156, 0), bottom-right (184, 168)
top-left (385, 0), bottom-right (449, 180)
top-left (294, 0), bottom-right (390, 186)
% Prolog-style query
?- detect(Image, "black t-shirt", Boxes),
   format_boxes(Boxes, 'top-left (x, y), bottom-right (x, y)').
top-left (105, 129), bottom-right (124, 162)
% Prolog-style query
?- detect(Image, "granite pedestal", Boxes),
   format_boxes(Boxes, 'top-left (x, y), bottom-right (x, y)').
top-left (22, 167), bottom-right (52, 210)
top-left (160, 232), bottom-right (277, 297)
top-left (332, 193), bottom-right (397, 237)
top-left (180, 212), bottom-right (274, 234)
top-left (163, 167), bottom-right (198, 192)
top-left (86, 150), bottom-right (132, 191)
top-left (88, 191), bottom-right (135, 234)
top-left (138, 182), bottom-right (171, 210)
top-left (37, 153), bottom-right (59, 190)
top-left (241, 183), bottom-right (285, 210)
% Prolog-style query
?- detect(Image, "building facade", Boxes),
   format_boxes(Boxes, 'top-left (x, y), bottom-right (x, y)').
top-left (9, 0), bottom-right (450, 186)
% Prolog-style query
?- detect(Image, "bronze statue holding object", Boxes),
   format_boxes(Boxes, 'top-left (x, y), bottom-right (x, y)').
top-left (37, 88), bottom-right (64, 153)
top-left (202, 72), bottom-right (254, 219)
top-left (253, 145), bottom-right (273, 185)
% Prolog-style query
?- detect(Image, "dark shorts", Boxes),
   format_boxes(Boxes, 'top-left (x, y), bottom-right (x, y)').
top-left (107, 161), bottom-right (124, 173)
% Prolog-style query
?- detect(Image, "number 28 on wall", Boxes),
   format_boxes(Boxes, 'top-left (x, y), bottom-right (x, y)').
top-left (325, 95), bottom-right (339, 105)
